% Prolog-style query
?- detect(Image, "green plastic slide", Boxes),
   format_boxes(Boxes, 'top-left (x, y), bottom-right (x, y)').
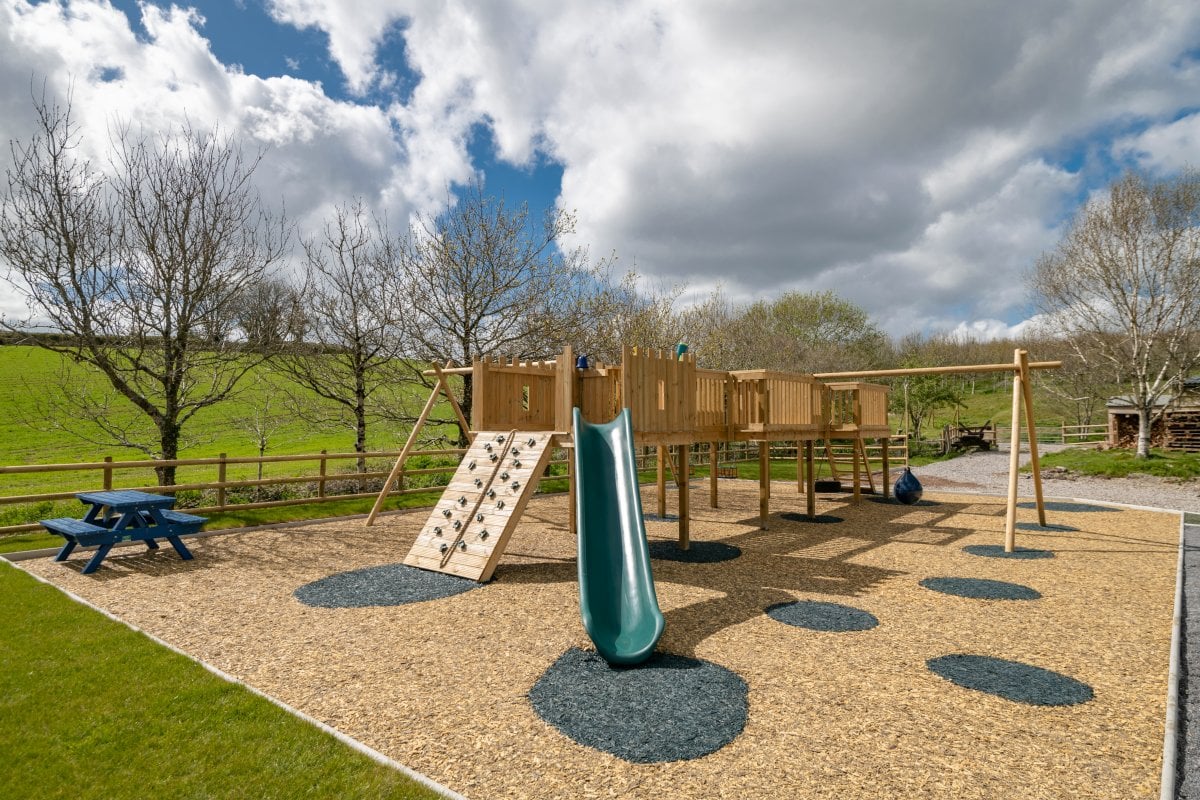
top-left (573, 407), bottom-right (665, 665)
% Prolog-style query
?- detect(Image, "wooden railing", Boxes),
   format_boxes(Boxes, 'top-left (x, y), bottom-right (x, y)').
top-left (4, 433), bottom-right (913, 538)
top-left (0, 447), bottom-right (555, 536)
top-left (1061, 423), bottom-right (1107, 443)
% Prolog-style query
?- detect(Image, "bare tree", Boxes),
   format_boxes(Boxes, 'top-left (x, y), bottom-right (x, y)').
top-left (395, 183), bottom-right (605, 441)
top-left (576, 270), bottom-right (689, 363)
top-left (0, 91), bottom-right (288, 483)
top-left (1031, 170), bottom-right (1200, 457)
top-left (274, 200), bottom-right (411, 468)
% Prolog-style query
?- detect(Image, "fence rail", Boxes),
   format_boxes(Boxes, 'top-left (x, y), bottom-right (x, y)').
top-left (1, 435), bottom-right (912, 537)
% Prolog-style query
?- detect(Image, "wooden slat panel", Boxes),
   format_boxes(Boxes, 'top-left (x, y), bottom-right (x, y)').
top-left (403, 431), bottom-right (556, 582)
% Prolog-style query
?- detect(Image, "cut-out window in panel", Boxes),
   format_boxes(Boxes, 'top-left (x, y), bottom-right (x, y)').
top-left (522, 384), bottom-right (530, 411)
top-left (657, 379), bottom-right (665, 410)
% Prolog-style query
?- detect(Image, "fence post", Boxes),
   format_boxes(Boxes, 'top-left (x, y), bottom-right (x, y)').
top-left (318, 450), bottom-right (327, 498)
top-left (217, 453), bottom-right (227, 509)
top-left (103, 456), bottom-right (113, 491)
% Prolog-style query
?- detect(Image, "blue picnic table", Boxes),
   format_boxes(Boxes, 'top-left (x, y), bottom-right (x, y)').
top-left (41, 490), bottom-right (207, 574)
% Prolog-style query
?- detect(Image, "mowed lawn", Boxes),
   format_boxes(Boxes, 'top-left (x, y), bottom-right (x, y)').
top-left (0, 562), bottom-right (445, 799)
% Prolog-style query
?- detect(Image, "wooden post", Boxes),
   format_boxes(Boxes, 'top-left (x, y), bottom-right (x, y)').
top-left (657, 445), bottom-right (667, 517)
top-left (805, 440), bottom-right (816, 518)
top-left (103, 456), bottom-right (113, 492)
top-left (679, 444), bottom-right (690, 550)
top-left (709, 441), bottom-right (718, 508)
top-left (1018, 349), bottom-right (1047, 526)
top-left (1004, 348), bottom-right (1023, 552)
top-left (759, 441), bottom-right (770, 529)
top-left (318, 450), bottom-right (327, 498)
top-left (217, 453), bottom-right (227, 509)
top-left (881, 437), bottom-right (891, 500)
top-left (796, 440), bottom-right (804, 494)
top-left (851, 441), bottom-right (861, 499)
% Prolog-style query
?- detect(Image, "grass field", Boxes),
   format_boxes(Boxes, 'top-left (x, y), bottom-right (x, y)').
top-left (1036, 447), bottom-right (1200, 479)
top-left (0, 345), bottom-right (458, 466)
top-left (0, 562), bottom-right (443, 800)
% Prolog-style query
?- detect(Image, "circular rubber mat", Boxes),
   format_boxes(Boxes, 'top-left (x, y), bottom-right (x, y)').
top-left (529, 647), bottom-right (748, 763)
top-left (648, 540), bottom-right (741, 563)
top-left (294, 563), bottom-right (479, 608)
top-left (920, 577), bottom-right (1041, 600)
top-left (766, 600), bottom-right (879, 632)
top-left (927, 654), bottom-right (1094, 706)
top-left (1018, 501), bottom-right (1120, 513)
top-left (780, 512), bottom-right (844, 524)
top-left (962, 544), bottom-right (1054, 560)
top-left (1015, 522), bottom-right (1078, 532)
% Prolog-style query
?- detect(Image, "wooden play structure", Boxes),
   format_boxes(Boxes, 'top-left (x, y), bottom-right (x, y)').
top-left (367, 346), bottom-right (1060, 581)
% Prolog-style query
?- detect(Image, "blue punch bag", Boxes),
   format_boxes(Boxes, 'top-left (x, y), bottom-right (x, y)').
top-left (894, 467), bottom-right (923, 505)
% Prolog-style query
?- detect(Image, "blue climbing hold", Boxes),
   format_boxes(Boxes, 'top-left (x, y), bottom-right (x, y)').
top-left (894, 467), bottom-right (923, 505)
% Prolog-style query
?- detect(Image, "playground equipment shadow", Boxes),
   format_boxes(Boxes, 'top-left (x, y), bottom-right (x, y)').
top-left (15, 481), bottom-right (1179, 800)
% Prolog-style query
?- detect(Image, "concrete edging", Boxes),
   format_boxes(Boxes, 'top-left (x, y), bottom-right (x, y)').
top-left (1161, 516), bottom-right (1187, 800)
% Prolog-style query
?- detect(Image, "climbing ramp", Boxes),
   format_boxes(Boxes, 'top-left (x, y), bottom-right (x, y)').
top-left (403, 430), bottom-right (555, 582)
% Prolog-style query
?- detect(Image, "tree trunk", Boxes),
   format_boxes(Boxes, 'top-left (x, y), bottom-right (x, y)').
top-left (1136, 406), bottom-right (1152, 458)
top-left (156, 421), bottom-right (180, 486)
top-left (355, 395), bottom-right (368, 493)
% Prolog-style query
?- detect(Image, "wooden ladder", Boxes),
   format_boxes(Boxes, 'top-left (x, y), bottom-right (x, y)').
top-left (403, 431), bottom-right (555, 582)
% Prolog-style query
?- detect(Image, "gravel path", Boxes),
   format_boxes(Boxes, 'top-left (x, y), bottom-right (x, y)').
top-left (908, 444), bottom-right (1200, 514)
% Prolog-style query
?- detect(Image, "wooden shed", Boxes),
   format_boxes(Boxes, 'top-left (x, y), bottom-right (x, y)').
top-left (1106, 378), bottom-right (1200, 452)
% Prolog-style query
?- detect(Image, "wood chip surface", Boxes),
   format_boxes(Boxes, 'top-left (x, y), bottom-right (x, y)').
top-left (18, 481), bottom-right (1179, 799)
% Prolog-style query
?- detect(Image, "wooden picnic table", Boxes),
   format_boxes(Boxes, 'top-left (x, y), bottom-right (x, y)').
top-left (41, 490), bottom-right (207, 574)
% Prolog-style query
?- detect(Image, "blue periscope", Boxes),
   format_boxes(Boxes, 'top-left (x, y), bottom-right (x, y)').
top-left (572, 408), bottom-right (665, 665)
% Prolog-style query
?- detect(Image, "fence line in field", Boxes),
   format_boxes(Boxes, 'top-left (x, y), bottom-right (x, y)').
top-left (1, 436), bottom-right (911, 537)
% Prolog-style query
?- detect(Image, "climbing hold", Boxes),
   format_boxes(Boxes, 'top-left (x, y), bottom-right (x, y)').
top-left (526, 438), bottom-right (536, 447)
top-left (894, 467), bottom-right (924, 505)
top-left (433, 526), bottom-right (442, 536)
top-left (458, 496), bottom-right (468, 506)
top-left (453, 519), bottom-right (462, 530)
top-left (511, 481), bottom-right (520, 491)
top-left (468, 461), bottom-right (476, 471)
top-left (497, 500), bottom-right (506, 509)
top-left (496, 434), bottom-right (505, 442)
top-left (441, 509), bottom-right (452, 518)
top-left (479, 530), bottom-right (489, 540)
top-left (476, 513), bottom-right (485, 522)
top-left (487, 489), bottom-right (496, 499)
top-left (500, 471), bottom-right (509, 480)
top-left (457, 540), bottom-right (467, 551)
top-left (439, 542), bottom-right (449, 553)
top-left (474, 478), bottom-right (483, 487)
top-left (490, 453), bottom-right (498, 462)
top-left (512, 447), bottom-right (521, 456)
top-left (512, 460), bottom-right (522, 469)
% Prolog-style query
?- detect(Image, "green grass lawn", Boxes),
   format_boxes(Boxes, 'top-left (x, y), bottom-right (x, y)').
top-left (0, 563), bottom-right (445, 800)
top-left (1035, 447), bottom-right (1200, 479)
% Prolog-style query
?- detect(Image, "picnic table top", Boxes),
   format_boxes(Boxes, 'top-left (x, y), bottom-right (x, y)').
top-left (76, 490), bottom-right (174, 510)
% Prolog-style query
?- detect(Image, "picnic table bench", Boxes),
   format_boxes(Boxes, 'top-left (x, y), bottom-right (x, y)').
top-left (950, 420), bottom-right (993, 451)
top-left (41, 490), bottom-right (207, 574)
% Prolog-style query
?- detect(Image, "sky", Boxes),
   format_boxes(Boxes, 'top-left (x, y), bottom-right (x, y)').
top-left (2, 0), bottom-right (1200, 340)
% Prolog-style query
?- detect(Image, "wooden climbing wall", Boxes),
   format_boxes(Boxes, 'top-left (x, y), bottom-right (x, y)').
top-left (403, 431), bottom-right (555, 582)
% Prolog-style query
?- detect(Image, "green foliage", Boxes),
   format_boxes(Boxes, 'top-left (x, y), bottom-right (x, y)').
top-left (0, 564), bottom-right (442, 800)
top-left (1034, 447), bottom-right (1200, 479)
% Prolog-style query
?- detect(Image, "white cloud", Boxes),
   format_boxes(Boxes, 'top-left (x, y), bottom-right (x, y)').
top-left (5, 0), bottom-right (1200, 339)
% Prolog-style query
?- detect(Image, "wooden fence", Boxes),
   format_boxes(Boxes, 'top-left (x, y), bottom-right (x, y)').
top-left (1, 436), bottom-right (910, 538)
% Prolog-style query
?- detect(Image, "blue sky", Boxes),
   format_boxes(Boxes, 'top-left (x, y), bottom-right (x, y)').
top-left (3, 0), bottom-right (1200, 338)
